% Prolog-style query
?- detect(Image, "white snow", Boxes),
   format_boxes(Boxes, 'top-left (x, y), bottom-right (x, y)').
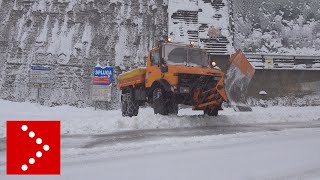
top-left (234, 2), bottom-right (320, 57)
top-left (32, 0), bottom-right (47, 12)
top-left (0, 100), bottom-right (320, 179)
top-left (47, 16), bottom-right (78, 64)
top-left (36, 15), bottom-right (49, 43)
top-left (16, 14), bottom-right (25, 42)
top-left (198, 0), bottom-right (232, 49)
top-left (58, 16), bottom-right (76, 64)
top-left (168, 0), bottom-right (198, 44)
top-left (168, 0), bottom-right (233, 54)
top-left (81, 23), bottom-right (93, 57)
top-left (0, 100), bottom-right (319, 138)
top-left (2, 125), bottom-right (320, 179)
top-left (12, 0), bottom-right (17, 10)
top-left (66, 0), bottom-right (78, 12)
top-left (259, 90), bottom-right (267, 95)
top-left (47, 19), bottom-right (60, 54)
top-left (115, 26), bottom-right (129, 66)
top-left (63, 129), bottom-right (320, 180)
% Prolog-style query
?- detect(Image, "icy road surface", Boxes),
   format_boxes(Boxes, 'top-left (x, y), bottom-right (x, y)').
top-left (0, 100), bottom-right (320, 179)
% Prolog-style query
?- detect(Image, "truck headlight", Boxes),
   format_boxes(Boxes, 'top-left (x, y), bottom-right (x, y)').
top-left (179, 87), bottom-right (190, 93)
top-left (211, 61), bottom-right (217, 67)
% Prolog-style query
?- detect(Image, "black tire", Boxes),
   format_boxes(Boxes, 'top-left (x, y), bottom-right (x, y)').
top-left (152, 87), bottom-right (168, 115)
top-left (167, 98), bottom-right (179, 115)
top-left (204, 108), bottom-right (219, 117)
top-left (121, 89), bottom-right (139, 117)
top-left (121, 93), bottom-right (129, 117)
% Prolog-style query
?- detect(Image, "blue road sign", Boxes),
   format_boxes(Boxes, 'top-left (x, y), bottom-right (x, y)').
top-left (93, 66), bottom-right (114, 86)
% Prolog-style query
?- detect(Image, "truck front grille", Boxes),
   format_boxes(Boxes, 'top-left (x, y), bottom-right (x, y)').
top-left (178, 74), bottom-right (218, 90)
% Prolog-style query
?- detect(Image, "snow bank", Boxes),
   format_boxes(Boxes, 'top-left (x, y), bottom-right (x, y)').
top-left (248, 94), bottom-right (320, 107)
top-left (0, 100), bottom-right (319, 138)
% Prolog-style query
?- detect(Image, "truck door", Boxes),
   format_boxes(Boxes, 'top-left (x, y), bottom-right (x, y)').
top-left (146, 49), bottom-right (162, 88)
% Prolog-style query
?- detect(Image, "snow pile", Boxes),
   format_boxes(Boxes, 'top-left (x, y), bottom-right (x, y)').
top-left (0, 100), bottom-right (319, 138)
top-left (249, 94), bottom-right (320, 107)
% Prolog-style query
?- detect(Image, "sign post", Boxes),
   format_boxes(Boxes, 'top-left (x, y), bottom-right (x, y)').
top-left (29, 65), bottom-right (51, 104)
top-left (92, 65), bottom-right (114, 110)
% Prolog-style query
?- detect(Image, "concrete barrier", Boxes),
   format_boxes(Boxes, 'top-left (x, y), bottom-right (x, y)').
top-left (248, 69), bottom-right (320, 98)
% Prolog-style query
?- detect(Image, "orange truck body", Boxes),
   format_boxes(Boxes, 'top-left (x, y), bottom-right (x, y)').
top-left (118, 43), bottom-right (230, 116)
top-left (118, 43), bottom-right (255, 117)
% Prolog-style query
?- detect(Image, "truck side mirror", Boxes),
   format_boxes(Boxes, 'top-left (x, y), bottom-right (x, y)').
top-left (160, 64), bottom-right (168, 73)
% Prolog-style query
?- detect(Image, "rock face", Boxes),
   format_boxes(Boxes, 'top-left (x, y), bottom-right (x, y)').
top-left (233, 0), bottom-right (320, 55)
top-left (0, 0), bottom-right (168, 107)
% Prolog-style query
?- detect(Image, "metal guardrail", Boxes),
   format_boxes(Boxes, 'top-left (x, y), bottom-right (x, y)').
top-left (245, 53), bottom-right (320, 70)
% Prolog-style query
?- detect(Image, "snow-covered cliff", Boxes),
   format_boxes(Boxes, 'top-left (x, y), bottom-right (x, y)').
top-left (0, 0), bottom-right (167, 107)
top-left (233, 0), bottom-right (320, 55)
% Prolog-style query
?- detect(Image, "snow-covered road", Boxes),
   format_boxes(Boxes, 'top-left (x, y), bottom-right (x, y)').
top-left (63, 128), bottom-right (320, 180)
top-left (1, 127), bottom-right (320, 180)
top-left (0, 100), bottom-right (319, 179)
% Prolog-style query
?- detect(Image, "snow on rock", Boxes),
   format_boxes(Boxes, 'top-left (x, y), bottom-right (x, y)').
top-left (12, 0), bottom-right (17, 10)
top-left (0, 0), bottom-right (167, 107)
top-left (81, 23), bottom-right (92, 58)
top-left (66, 0), bottom-right (78, 12)
top-left (234, 0), bottom-right (320, 55)
top-left (32, 0), bottom-right (48, 12)
top-left (36, 15), bottom-right (49, 43)
top-left (168, 0), bottom-right (233, 54)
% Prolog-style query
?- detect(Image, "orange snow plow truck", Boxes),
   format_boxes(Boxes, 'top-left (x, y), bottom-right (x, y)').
top-left (118, 41), bottom-right (255, 117)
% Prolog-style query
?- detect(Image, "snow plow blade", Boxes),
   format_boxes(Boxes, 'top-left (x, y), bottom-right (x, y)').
top-left (225, 49), bottom-right (255, 112)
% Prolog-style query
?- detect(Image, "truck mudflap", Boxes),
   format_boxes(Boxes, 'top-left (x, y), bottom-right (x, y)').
top-left (225, 49), bottom-right (256, 112)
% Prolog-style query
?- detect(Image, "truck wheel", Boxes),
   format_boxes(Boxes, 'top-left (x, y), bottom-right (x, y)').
top-left (122, 89), bottom-right (139, 117)
top-left (127, 89), bottom-right (139, 117)
top-left (168, 98), bottom-right (179, 115)
top-left (153, 87), bottom-right (168, 115)
top-left (121, 93), bottom-right (129, 117)
top-left (204, 108), bottom-right (218, 117)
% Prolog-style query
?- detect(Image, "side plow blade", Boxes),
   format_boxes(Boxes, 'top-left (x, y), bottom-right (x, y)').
top-left (225, 49), bottom-right (255, 112)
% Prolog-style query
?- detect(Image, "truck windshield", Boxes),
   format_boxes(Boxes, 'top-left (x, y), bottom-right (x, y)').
top-left (165, 45), bottom-right (209, 67)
